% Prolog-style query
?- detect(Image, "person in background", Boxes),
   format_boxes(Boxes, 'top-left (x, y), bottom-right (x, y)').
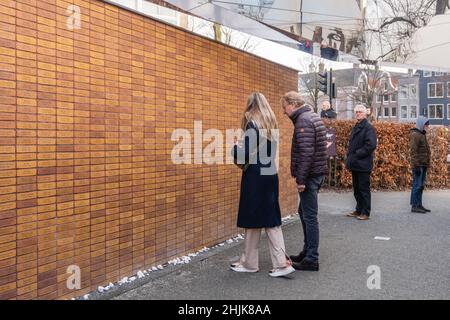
top-left (410, 116), bottom-right (431, 213)
top-left (231, 92), bottom-right (295, 278)
top-left (345, 104), bottom-right (377, 221)
top-left (320, 100), bottom-right (337, 119)
top-left (281, 91), bottom-right (328, 272)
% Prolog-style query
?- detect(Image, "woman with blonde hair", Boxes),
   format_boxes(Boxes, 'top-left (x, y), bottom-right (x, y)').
top-left (231, 92), bottom-right (295, 277)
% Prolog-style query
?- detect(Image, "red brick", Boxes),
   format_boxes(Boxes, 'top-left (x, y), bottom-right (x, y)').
top-left (0, 0), bottom-right (299, 300)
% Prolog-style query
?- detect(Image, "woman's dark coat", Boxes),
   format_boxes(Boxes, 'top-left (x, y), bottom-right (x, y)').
top-left (232, 121), bottom-right (281, 228)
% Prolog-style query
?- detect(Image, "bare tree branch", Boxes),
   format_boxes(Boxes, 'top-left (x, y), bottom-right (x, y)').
top-left (435, 0), bottom-right (450, 14)
top-left (298, 57), bottom-right (325, 113)
top-left (379, 16), bottom-right (418, 29)
top-left (365, 0), bottom-right (439, 61)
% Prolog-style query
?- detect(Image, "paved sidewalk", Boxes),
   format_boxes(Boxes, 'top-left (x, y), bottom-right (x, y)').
top-left (112, 191), bottom-right (450, 300)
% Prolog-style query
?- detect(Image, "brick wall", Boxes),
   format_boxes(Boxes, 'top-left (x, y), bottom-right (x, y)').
top-left (0, 0), bottom-right (299, 299)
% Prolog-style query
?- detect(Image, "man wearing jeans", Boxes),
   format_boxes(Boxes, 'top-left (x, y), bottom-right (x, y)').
top-left (281, 92), bottom-right (328, 271)
top-left (410, 116), bottom-right (431, 213)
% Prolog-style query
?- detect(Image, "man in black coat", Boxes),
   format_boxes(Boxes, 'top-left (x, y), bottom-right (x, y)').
top-left (281, 91), bottom-right (328, 271)
top-left (345, 104), bottom-right (377, 221)
top-left (320, 101), bottom-right (337, 119)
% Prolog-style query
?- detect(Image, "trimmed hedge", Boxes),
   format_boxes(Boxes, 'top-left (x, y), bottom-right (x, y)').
top-left (323, 120), bottom-right (449, 190)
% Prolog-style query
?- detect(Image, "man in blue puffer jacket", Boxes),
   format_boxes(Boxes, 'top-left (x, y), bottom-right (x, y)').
top-left (281, 91), bottom-right (328, 272)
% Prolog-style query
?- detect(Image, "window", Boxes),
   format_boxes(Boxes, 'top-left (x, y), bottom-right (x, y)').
top-left (428, 83), bottom-right (444, 98)
top-left (391, 107), bottom-right (397, 117)
top-left (409, 84), bottom-right (417, 98)
top-left (399, 85), bottom-right (408, 99)
top-left (376, 94), bottom-right (381, 103)
top-left (448, 104), bottom-right (450, 119)
top-left (435, 72), bottom-right (444, 76)
top-left (410, 105), bottom-right (417, 119)
top-left (384, 107), bottom-right (390, 117)
top-left (383, 94), bottom-right (389, 104)
top-left (447, 82), bottom-right (450, 97)
top-left (390, 92), bottom-right (397, 102)
top-left (400, 105), bottom-right (408, 119)
top-left (436, 83), bottom-right (443, 97)
top-left (428, 104), bottom-right (444, 119)
top-left (423, 71), bottom-right (432, 77)
top-left (384, 82), bottom-right (388, 91)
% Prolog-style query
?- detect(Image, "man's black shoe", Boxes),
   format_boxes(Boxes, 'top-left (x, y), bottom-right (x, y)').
top-left (411, 207), bottom-right (426, 213)
top-left (292, 259), bottom-right (319, 271)
top-left (289, 251), bottom-right (306, 263)
top-left (419, 206), bottom-right (431, 212)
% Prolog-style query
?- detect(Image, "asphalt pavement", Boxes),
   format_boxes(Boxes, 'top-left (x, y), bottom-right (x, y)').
top-left (109, 190), bottom-right (450, 300)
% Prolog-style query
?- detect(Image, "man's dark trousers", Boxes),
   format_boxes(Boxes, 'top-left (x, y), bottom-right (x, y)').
top-left (351, 171), bottom-right (371, 216)
top-left (298, 175), bottom-right (324, 263)
top-left (410, 166), bottom-right (427, 207)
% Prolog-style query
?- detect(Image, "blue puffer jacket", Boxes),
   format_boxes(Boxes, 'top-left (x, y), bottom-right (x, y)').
top-left (289, 105), bottom-right (328, 185)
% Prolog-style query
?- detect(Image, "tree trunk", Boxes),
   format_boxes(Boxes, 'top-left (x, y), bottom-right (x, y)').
top-left (213, 23), bottom-right (222, 42)
top-left (436, 0), bottom-right (449, 15)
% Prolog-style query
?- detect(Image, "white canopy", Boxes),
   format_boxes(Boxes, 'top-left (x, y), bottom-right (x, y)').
top-left (163, 0), bottom-right (300, 45)
top-left (402, 12), bottom-right (450, 72)
top-left (156, 1), bottom-right (450, 71)
top-left (212, 0), bottom-right (363, 55)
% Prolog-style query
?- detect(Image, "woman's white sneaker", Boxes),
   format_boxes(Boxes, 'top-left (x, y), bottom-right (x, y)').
top-left (230, 263), bottom-right (259, 273)
top-left (268, 265), bottom-right (295, 277)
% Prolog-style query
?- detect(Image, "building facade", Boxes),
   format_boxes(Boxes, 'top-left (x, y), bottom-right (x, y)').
top-left (397, 75), bottom-right (420, 123)
top-left (374, 77), bottom-right (398, 122)
top-left (300, 67), bottom-right (450, 126)
top-left (302, 67), bottom-right (401, 121)
top-left (418, 70), bottom-right (450, 126)
top-left (333, 68), bottom-right (362, 120)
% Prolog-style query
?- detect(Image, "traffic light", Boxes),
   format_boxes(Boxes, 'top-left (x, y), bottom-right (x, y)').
top-left (317, 69), bottom-right (336, 98)
top-left (317, 71), bottom-right (329, 95)
top-left (329, 68), bottom-right (336, 99)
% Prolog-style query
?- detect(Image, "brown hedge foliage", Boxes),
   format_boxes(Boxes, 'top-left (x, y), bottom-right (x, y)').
top-left (323, 120), bottom-right (449, 190)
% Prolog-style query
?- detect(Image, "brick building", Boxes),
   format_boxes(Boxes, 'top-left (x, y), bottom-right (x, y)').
top-left (418, 70), bottom-right (450, 126)
top-left (0, 0), bottom-right (299, 299)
